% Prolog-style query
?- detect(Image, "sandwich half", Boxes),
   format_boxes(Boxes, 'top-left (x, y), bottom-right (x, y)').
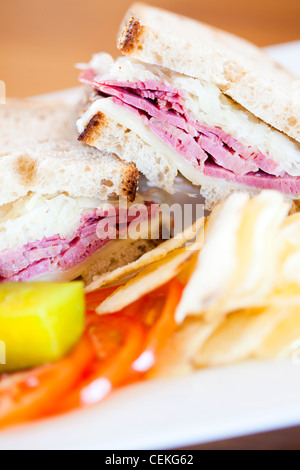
top-left (0, 100), bottom-right (161, 284)
top-left (77, 3), bottom-right (300, 208)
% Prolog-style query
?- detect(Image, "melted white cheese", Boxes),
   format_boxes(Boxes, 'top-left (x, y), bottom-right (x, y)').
top-left (0, 193), bottom-right (106, 252)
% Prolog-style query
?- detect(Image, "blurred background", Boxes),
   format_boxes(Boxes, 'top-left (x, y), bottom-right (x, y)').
top-left (1, 0), bottom-right (299, 97)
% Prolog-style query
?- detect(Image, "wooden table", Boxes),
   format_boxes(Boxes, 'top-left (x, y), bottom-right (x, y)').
top-left (0, 0), bottom-right (299, 97)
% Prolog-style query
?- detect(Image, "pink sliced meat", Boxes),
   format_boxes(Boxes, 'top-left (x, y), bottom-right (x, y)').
top-left (198, 125), bottom-right (284, 177)
top-left (204, 162), bottom-right (300, 193)
top-left (0, 203), bottom-right (156, 282)
top-left (9, 260), bottom-right (52, 283)
top-left (98, 84), bottom-right (196, 136)
top-left (79, 70), bottom-right (298, 191)
top-left (148, 117), bottom-right (207, 166)
top-left (198, 136), bottom-right (257, 175)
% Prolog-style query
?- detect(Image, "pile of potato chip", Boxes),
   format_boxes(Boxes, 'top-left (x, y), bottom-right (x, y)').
top-left (86, 190), bottom-right (300, 378)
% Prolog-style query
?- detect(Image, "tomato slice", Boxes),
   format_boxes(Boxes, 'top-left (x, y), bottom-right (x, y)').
top-left (141, 278), bottom-right (184, 358)
top-left (57, 314), bottom-right (146, 412)
top-left (85, 286), bottom-right (120, 313)
top-left (0, 336), bottom-right (94, 428)
top-left (62, 278), bottom-right (184, 411)
top-left (123, 278), bottom-right (185, 376)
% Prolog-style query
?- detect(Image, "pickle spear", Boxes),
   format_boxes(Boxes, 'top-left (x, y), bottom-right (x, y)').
top-left (0, 282), bottom-right (85, 373)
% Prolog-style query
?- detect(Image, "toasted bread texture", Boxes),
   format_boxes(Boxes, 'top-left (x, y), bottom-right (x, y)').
top-left (81, 238), bottom-right (160, 285)
top-left (0, 99), bottom-right (139, 205)
top-left (118, 3), bottom-right (300, 143)
top-left (78, 109), bottom-right (178, 193)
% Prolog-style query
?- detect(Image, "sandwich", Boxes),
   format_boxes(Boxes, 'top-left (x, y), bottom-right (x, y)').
top-left (0, 99), bottom-right (161, 284)
top-left (77, 3), bottom-right (300, 209)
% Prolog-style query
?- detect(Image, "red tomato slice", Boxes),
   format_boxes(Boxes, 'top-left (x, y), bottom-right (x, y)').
top-left (57, 314), bottom-right (146, 411)
top-left (0, 336), bottom-right (94, 428)
top-left (141, 278), bottom-right (184, 358)
top-left (123, 278), bottom-right (184, 376)
top-left (85, 286), bottom-right (120, 313)
top-left (60, 278), bottom-right (184, 411)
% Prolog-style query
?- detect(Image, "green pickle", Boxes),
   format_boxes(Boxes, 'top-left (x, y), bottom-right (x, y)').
top-left (0, 282), bottom-right (85, 373)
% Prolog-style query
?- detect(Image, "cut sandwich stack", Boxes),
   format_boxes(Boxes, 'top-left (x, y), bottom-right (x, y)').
top-left (0, 100), bottom-right (161, 284)
top-left (78, 3), bottom-right (300, 209)
top-left (2, 3), bottom-right (300, 286)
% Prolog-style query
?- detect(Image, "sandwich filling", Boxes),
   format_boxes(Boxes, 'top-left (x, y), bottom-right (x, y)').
top-left (78, 55), bottom-right (300, 195)
top-left (0, 194), bottom-right (157, 282)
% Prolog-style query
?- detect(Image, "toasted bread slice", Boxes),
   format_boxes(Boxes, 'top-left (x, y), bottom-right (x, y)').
top-left (78, 108), bottom-right (178, 193)
top-left (118, 3), bottom-right (300, 143)
top-left (81, 238), bottom-right (160, 285)
top-left (0, 99), bottom-right (139, 205)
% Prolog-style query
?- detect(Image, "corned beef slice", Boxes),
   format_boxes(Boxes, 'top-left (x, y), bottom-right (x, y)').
top-left (80, 71), bottom-right (300, 193)
top-left (0, 203), bottom-right (154, 282)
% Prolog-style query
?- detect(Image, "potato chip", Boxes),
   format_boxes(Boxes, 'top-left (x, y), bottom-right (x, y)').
top-left (267, 284), bottom-right (300, 307)
top-left (149, 284), bottom-right (300, 376)
top-left (212, 191), bottom-right (289, 315)
top-left (176, 191), bottom-right (289, 324)
top-left (85, 217), bottom-right (204, 293)
top-left (96, 243), bottom-right (200, 315)
top-left (149, 192), bottom-right (300, 374)
top-left (176, 193), bottom-right (249, 323)
top-left (280, 212), bottom-right (300, 246)
top-left (194, 298), bottom-right (300, 368)
top-left (176, 251), bottom-right (200, 286)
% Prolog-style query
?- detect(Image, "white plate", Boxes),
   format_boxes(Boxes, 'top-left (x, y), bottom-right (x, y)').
top-left (1, 42), bottom-right (300, 450)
